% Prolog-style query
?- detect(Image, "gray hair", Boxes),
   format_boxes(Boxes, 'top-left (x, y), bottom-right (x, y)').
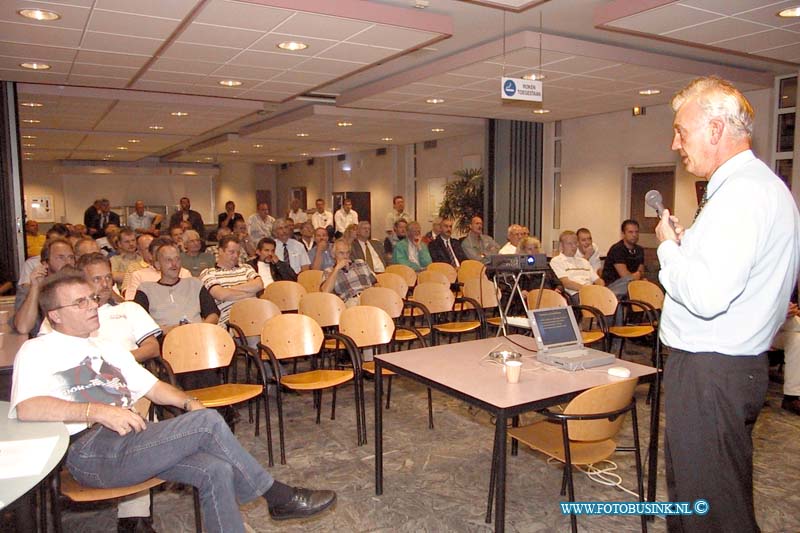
top-left (671, 76), bottom-right (754, 139)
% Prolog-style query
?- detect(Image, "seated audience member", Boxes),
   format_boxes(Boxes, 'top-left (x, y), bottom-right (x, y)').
top-left (88, 198), bottom-right (121, 238)
top-left (135, 242), bottom-right (219, 336)
top-left (299, 221), bottom-right (315, 252)
top-left (72, 224), bottom-right (88, 238)
top-left (96, 223), bottom-right (121, 257)
top-left (217, 200), bottom-right (244, 231)
top-left (309, 227), bottom-right (335, 271)
top-left (383, 219), bottom-right (408, 265)
top-left (576, 227), bottom-right (602, 276)
top-left (83, 199), bottom-right (103, 237)
top-left (125, 237), bottom-right (191, 300)
top-left (461, 216), bottom-right (500, 261)
top-left (110, 228), bottom-right (142, 286)
top-left (168, 225), bottom-right (186, 252)
top-left (169, 196), bottom-right (206, 239)
top-left (351, 221), bottom-right (386, 273)
top-left (341, 224), bottom-right (358, 248)
top-left (334, 198), bottom-right (358, 237)
top-left (772, 298), bottom-right (800, 416)
top-left (422, 217), bottom-right (442, 245)
top-left (74, 236), bottom-right (101, 259)
top-left (429, 218), bottom-right (467, 267)
top-left (320, 239), bottom-right (376, 307)
top-left (233, 218), bottom-right (256, 260)
top-left (549, 230), bottom-right (604, 304)
top-left (310, 198), bottom-right (334, 233)
top-left (25, 219), bottom-right (46, 257)
top-left (498, 224), bottom-right (524, 254)
top-left (14, 237), bottom-right (76, 336)
top-left (287, 198), bottom-right (308, 237)
top-left (200, 235), bottom-right (263, 325)
top-left (248, 201), bottom-right (275, 242)
top-left (248, 238), bottom-right (297, 288)
top-left (121, 234), bottom-right (152, 294)
top-left (128, 201), bottom-right (163, 236)
top-left (10, 272), bottom-right (337, 532)
top-left (272, 219), bottom-right (310, 274)
top-left (601, 219), bottom-right (645, 297)
top-left (392, 221), bottom-right (432, 272)
top-left (19, 224), bottom-right (71, 286)
top-left (180, 230), bottom-right (215, 277)
top-left (384, 195), bottom-right (411, 238)
top-left (517, 236), bottom-right (562, 293)
top-left (205, 227), bottom-right (231, 260)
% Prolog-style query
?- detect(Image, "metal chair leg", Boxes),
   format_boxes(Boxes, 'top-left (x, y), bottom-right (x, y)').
top-left (427, 387), bottom-right (434, 429)
top-left (386, 375), bottom-right (393, 409)
top-left (193, 487), bottom-right (202, 533)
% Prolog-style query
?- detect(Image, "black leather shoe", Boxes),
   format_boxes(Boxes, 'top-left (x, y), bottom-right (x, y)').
top-left (268, 488), bottom-right (336, 521)
top-left (782, 396), bottom-right (800, 416)
top-left (117, 517), bottom-right (156, 533)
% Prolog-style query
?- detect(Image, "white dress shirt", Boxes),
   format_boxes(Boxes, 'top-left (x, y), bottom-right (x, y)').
top-left (247, 213), bottom-right (274, 242)
top-left (275, 238), bottom-right (310, 274)
top-left (334, 208), bottom-right (359, 234)
top-left (311, 210), bottom-right (333, 229)
top-left (658, 150), bottom-right (800, 355)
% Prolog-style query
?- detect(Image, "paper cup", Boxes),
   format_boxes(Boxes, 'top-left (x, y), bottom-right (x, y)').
top-left (505, 360), bottom-right (522, 384)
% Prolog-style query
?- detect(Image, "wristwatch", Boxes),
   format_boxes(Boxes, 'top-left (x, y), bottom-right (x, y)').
top-left (183, 397), bottom-right (200, 410)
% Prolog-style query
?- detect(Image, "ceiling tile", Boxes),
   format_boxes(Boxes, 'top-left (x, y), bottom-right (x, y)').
top-left (612, 5), bottom-right (720, 35)
top-left (665, 16), bottom-right (769, 44)
top-left (0, 42), bottom-right (77, 62)
top-left (759, 42), bottom-right (800, 61)
top-left (70, 62), bottom-right (137, 78)
top-left (194, 0), bottom-right (292, 31)
top-left (0, 20), bottom-right (82, 47)
top-left (347, 25), bottom-right (436, 49)
top-left (272, 12), bottom-right (372, 41)
top-left (228, 50), bottom-right (307, 69)
top-left (714, 28), bottom-right (798, 52)
top-left (727, 1), bottom-right (800, 26)
top-left (138, 70), bottom-right (207, 84)
top-left (177, 22), bottom-right (263, 48)
top-left (75, 49), bottom-right (149, 68)
top-left (211, 63), bottom-right (284, 79)
top-left (81, 31), bottom-right (163, 55)
top-left (150, 57), bottom-right (219, 75)
top-left (677, 0), bottom-right (785, 17)
top-left (0, 55), bottom-right (71, 72)
top-left (0, 1), bottom-right (90, 29)
top-left (95, 0), bottom-right (198, 19)
top-left (317, 42), bottom-right (397, 63)
top-left (88, 10), bottom-right (181, 39)
top-left (160, 41), bottom-right (239, 62)
top-left (66, 74), bottom-right (129, 88)
top-left (449, 61), bottom-right (505, 79)
top-left (270, 70), bottom-right (331, 84)
top-left (292, 57), bottom-right (362, 75)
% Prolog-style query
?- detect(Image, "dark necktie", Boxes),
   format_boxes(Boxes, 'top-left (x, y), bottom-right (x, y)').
top-left (693, 188), bottom-right (708, 222)
top-left (283, 243), bottom-right (289, 262)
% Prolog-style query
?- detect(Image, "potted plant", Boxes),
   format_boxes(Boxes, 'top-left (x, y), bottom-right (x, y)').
top-left (438, 168), bottom-right (484, 235)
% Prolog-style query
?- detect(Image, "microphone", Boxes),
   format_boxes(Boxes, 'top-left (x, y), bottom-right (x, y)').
top-left (645, 189), bottom-right (665, 217)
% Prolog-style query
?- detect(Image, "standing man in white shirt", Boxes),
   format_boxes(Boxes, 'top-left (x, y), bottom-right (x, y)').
top-left (384, 195), bottom-right (411, 238)
top-left (334, 198), bottom-right (358, 237)
top-left (247, 201), bottom-right (275, 243)
top-left (310, 198), bottom-right (334, 233)
top-left (286, 198), bottom-right (308, 237)
top-left (656, 76), bottom-right (800, 533)
top-left (128, 201), bottom-right (163, 236)
top-left (575, 227), bottom-right (602, 276)
top-left (351, 221), bottom-right (385, 274)
top-left (273, 219), bottom-right (310, 274)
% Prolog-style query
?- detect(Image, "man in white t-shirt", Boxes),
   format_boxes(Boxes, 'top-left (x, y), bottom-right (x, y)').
top-left (549, 230), bottom-right (604, 304)
top-left (498, 224), bottom-right (524, 254)
top-left (310, 198), bottom-right (333, 232)
top-left (334, 198), bottom-right (358, 236)
top-left (576, 227), bottom-right (602, 276)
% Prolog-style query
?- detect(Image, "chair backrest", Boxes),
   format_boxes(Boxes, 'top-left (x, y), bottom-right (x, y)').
top-left (297, 269), bottom-right (324, 293)
top-left (462, 275), bottom-right (499, 308)
top-left (417, 269), bottom-right (450, 287)
top-left (578, 284), bottom-right (618, 317)
top-left (563, 377), bottom-right (638, 441)
top-left (260, 313), bottom-right (324, 360)
top-left (339, 305), bottom-right (395, 348)
top-left (386, 264), bottom-right (417, 288)
top-left (457, 259), bottom-right (486, 283)
top-left (359, 286), bottom-right (404, 319)
top-left (261, 280), bottom-right (307, 312)
top-left (375, 272), bottom-right (409, 300)
top-left (299, 291), bottom-right (346, 328)
top-left (628, 280), bottom-right (664, 310)
top-left (427, 262), bottom-right (458, 283)
top-left (412, 282), bottom-right (456, 314)
top-left (228, 298), bottom-right (282, 337)
top-left (527, 288), bottom-right (568, 310)
top-left (162, 323), bottom-right (236, 374)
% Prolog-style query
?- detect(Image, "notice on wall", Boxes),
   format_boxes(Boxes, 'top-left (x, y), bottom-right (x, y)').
top-left (27, 195), bottom-right (54, 222)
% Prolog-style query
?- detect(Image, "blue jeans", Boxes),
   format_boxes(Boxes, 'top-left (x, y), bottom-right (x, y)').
top-left (66, 409), bottom-right (274, 533)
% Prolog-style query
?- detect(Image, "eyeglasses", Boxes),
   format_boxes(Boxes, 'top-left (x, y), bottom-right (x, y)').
top-left (50, 294), bottom-right (101, 311)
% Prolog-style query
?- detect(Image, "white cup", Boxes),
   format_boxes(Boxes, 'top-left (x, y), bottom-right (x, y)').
top-left (505, 360), bottom-right (522, 384)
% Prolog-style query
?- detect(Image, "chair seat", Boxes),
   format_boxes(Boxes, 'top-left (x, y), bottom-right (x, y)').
top-left (609, 325), bottom-right (654, 338)
top-left (581, 331), bottom-right (605, 345)
top-left (191, 383), bottom-right (264, 408)
top-left (487, 316), bottom-right (503, 327)
top-left (60, 470), bottom-right (164, 502)
top-left (324, 338), bottom-right (343, 350)
top-left (281, 369), bottom-right (353, 390)
top-left (362, 361), bottom-right (395, 376)
top-left (395, 327), bottom-right (431, 341)
top-left (434, 321), bottom-right (481, 334)
top-left (509, 420), bottom-right (618, 466)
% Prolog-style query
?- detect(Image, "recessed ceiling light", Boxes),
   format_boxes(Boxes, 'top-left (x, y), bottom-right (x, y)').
top-left (21, 102), bottom-right (43, 108)
top-left (204, 156), bottom-right (213, 161)
top-left (277, 41), bottom-right (308, 51)
top-left (23, 143), bottom-right (35, 147)
top-left (229, 150), bottom-right (239, 154)
top-left (17, 8), bottom-right (61, 21)
top-left (171, 111), bottom-right (189, 117)
top-left (22, 119), bottom-right (40, 124)
top-left (329, 147), bottom-right (339, 151)
top-left (638, 89), bottom-right (661, 96)
top-left (381, 137), bottom-right (393, 142)
top-left (300, 152), bottom-right (309, 156)
top-left (149, 125), bottom-right (164, 130)
top-left (127, 139), bottom-right (141, 143)
top-left (20, 62), bottom-right (50, 70)
top-left (778, 6), bottom-right (800, 17)
top-left (268, 158), bottom-right (276, 162)
top-left (253, 143), bottom-right (264, 148)
top-left (296, 132), bottom-right (309, 137)
top-left (104, 154), bottom-right (113, 158)
top-left (431, 128), bottom-right (445, 132)
top-left (426, 98), bottom-right (445, 104)
top-left (181, 171), bottom-right (198, 176)
top-left (23, 152), bottom-right (33, 156)
top-left (532, 109), bottom-right (550, 114)
top-left (116, 146), bottom-right (128, 150)
top-left (219, 80), bottom-right (242, 87)
top-left (522, 73), bottom-right (545, 81)
top-left (195, 159), bottom-right (202, 163)
top-left (337, 121), bottom-right (353, 127)
top-left (22, 135), bottom-right (36, 139)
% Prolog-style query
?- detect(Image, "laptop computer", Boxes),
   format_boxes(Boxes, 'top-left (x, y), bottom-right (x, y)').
top-left (527, 306), bottom-right (615, 371)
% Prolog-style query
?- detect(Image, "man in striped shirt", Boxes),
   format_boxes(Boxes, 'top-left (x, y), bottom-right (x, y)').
top-left (199, 235), bottom-right (263, 325)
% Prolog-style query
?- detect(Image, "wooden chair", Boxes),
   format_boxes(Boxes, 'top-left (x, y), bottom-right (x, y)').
top-left (261, 280), bottom-right (307, 312)
top-left (360, 286), bottom-right (432, 343)
top-left (386, 263), bottom-right (417, 288)
top-left (462, 275), bottom-right (504, 332)
top-left (417, 269), bottom-right (450, 287)
top-left (627, 280), bottom-right (664, 319)
top-left (426, 262), bottom-right (458, 284)
top-left (457, 259), bottom-right (486, 284)
top-left (375, 271), bottom-right (409, 300)
top-left (258, 313), bottom-right (363, 464)
top-left (526, 288), bottom-right (568, 309)
top-left (297, 269), bottom-right (324, 293)
top-left (579, 285), bottom-right (656, 359)
top-left (412, 282), bottom-right (485, 344)
top-left (506, 378), bottom-right (645, 533)
top-left (299, 291), bottom-right (347, 354)
top-left (50, 399), bottom-right (202, 533)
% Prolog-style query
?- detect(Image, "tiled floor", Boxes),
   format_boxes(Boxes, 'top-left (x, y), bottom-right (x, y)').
top-left (18, 342), bottom-right (800, 532)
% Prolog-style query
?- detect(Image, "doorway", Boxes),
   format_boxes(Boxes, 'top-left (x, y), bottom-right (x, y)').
top-left (629, 167), bottom-right (675, 279)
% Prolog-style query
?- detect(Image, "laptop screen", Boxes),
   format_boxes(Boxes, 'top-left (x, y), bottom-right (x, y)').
top-left (530, 307), bottom-right (579, 347)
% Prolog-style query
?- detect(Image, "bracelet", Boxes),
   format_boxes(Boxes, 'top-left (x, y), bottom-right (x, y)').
top-left (183, 397), bottom-right (200, 411)
top-left (85, 402), bottom-right (91, 424)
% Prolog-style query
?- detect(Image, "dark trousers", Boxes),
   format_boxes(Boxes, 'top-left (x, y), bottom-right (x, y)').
top-left (664, 348), bottom-right (768, 533)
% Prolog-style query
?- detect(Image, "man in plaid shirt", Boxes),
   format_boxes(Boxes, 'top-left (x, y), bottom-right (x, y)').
top-left (320, 239), bottom-right (376, 307)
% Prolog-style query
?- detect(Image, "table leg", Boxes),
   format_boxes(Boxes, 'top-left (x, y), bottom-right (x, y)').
top-left (494, 413), bottom-right (507, 533)
top-left (375, 359), bottom-right (383, 495)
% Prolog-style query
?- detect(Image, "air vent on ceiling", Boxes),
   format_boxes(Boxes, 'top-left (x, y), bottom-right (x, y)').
top-left (336, 154), bottom-right (346, 161)
top-left (423, 140), bottom-right (438, 150)
top-left (376, 148), bottom-right (387, 156)
top-left (307, 158), bottom-right (314, 166)
top-left (280, 163), bottom-right (288, 170)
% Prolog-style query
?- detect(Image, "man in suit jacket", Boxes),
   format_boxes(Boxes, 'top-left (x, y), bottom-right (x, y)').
top-left (248, 237), bottom-right (297, 288)
top-left (87, 199), bottom-right (121, 238)
top-left (350, 221), bottom-right (385, 273)
top-left (429, 219), bottom-right (467, 267)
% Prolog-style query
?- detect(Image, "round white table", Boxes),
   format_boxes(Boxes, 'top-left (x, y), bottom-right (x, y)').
top-left (0, 401), bottom-right (69, 510)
